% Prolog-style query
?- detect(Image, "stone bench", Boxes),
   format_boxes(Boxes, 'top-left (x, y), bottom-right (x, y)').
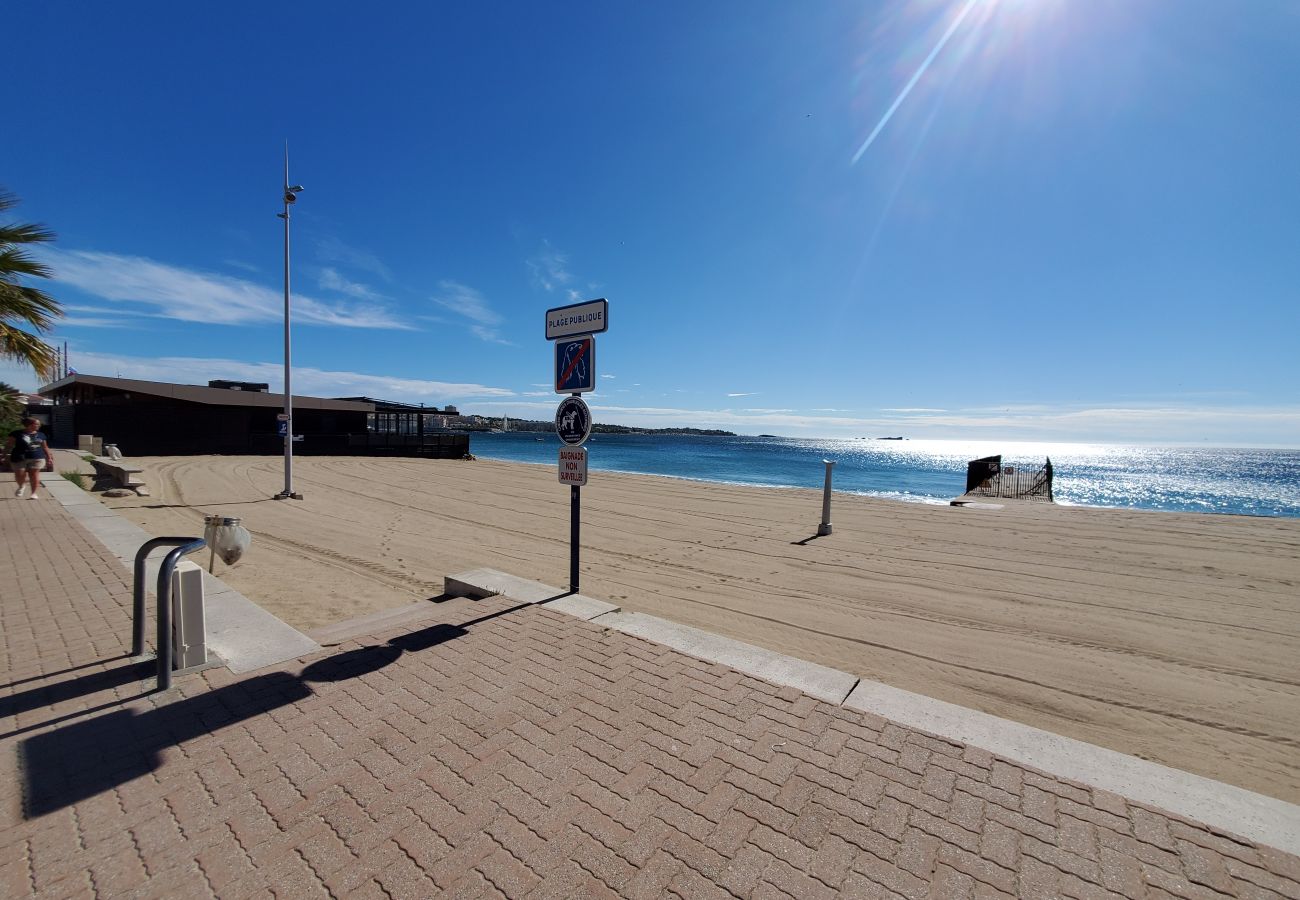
top-left (89, 457), bottom-right (149, 495)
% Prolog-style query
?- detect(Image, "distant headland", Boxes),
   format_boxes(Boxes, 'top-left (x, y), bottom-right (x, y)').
top-left (468, 415), bottom-right (734, 437)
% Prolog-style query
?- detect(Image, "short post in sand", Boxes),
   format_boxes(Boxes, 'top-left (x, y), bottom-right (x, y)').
top-left (818, 459), bottom-right (836, 536)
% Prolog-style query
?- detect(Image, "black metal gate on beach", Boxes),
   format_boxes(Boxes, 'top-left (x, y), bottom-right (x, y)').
top-left (964, 455), bottom-right (1054, 502)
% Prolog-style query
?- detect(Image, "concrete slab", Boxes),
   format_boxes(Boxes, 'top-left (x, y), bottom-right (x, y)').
top-left (845, 679), bottom-right (1300, 857)
top-left (79, 519), bottom-right (153, 560)
top-left (445, 568), bottom-right (566, 603)
top-left (62, 501), bottom-right (121, 521)
top-left (599, 610), bottom-right (859, 705)
top-left (546, 593), bottom-right (621, 621)
top-left (40, 477), bottom-right (99, 505)
top-left (445, 568), bottom-right (623, 620)
top-left (199, 572), bottom-right (320, 674)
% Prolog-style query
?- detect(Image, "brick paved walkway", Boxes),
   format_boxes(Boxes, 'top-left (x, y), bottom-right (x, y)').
top-left (3, 486), bottom-right (1299, 898)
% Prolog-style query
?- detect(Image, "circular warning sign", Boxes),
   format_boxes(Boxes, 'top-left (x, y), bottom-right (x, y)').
top-left (555, 396), bottom-right (592, 446)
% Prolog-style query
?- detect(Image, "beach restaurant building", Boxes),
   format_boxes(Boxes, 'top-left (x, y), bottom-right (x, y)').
top-left (37, 374), bottom-right (469, 459)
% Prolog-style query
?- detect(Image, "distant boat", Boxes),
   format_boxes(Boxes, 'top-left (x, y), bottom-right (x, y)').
top-left (878, 436), bottom-right (904, 440)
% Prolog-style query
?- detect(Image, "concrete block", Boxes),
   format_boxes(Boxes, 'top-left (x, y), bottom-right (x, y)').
top-left (599, 611), bottom-right (859, 705)
top-left (444, 569), bottom-right (567, 604)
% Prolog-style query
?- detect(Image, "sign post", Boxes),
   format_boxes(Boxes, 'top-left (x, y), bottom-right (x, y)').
top-left (554, 396), bottom-right (591, 593)
top-left (547, 300), bottom-right (607, 595)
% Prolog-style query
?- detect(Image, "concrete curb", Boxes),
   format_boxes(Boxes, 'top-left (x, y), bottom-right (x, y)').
top-left (844, 680), bottom-right (1300, 858)
top-left (597, 611), bottom-right (859, 706)
top-left (444, 568), bottom-right (621, 620)
top-left (446, 567), bottom-right (1300, 857)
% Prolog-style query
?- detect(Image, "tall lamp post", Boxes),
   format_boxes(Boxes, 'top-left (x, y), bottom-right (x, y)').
top-left (275, 148), bottom-right (304, 500)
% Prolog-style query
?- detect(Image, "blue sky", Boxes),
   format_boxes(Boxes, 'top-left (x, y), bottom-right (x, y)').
top-left (6, 1), bottom-right (1299, 445)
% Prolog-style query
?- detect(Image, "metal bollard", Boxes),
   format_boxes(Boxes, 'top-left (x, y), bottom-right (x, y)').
top-left (132, 536), bottom-right (206, 690)
top-left (817, 460), bottom-right (836, 536)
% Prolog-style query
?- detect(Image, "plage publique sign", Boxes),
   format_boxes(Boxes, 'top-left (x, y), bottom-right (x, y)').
top-left (545, 298), bottom-right (608, 340)
top-left (558, 447), bottom-right (588, 486)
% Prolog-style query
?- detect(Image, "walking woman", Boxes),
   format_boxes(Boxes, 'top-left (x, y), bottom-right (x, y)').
top-left (7, 417), bottom-right (51, 499)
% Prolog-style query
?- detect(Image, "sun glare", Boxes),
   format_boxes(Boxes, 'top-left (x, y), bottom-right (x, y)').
top-left (851, 0), bottom-right (1073, 164)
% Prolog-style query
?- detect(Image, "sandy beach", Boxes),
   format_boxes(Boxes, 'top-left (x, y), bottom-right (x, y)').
top-left (75, 451), bottom-right (1300, 804)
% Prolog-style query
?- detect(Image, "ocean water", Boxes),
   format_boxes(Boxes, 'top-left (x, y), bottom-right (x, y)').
top-left (469, 433), bottom-right (1300, 518)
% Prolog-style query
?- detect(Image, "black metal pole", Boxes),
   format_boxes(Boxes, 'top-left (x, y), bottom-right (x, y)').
top-left (570, 484), bottom-right (580, 593)
top-left (133, 536), bottom-right (192, 657)
top-left (131, 537), bottom-right (206, 685)
top-left (154, 539), bottom-right (205, 691)
top-left (132, 545), bottom-right (151, 657)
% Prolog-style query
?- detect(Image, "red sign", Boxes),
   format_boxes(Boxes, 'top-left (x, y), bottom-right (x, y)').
top-left (558, 447), bottom-right (588, 486)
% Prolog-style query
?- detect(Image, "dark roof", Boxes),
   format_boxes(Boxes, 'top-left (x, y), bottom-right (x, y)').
top-left (334, 396), bottom-right (450, 412)
top-left (40, 374), bottom-right (375, 412)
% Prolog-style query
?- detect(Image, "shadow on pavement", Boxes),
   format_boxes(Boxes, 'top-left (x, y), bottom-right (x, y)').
top-left (21, 671), bottom-right (312, 818)
top-left (20, 598), bottom-right (537, 818)
top-left (0, 659), bottom-right (155, 722)
top-left (1, 654), bottom-right (134, 692)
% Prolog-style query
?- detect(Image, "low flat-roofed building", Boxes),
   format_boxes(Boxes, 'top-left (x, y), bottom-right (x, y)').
top-left (39, 375), bottom-right (469, 458)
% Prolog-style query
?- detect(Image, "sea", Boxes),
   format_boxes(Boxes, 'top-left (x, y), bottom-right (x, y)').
top-left (469, 433), bottom-right (1300, 519)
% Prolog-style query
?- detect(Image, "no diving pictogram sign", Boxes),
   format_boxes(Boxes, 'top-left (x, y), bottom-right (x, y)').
top-left (555, 335), bottom-right (595, 394)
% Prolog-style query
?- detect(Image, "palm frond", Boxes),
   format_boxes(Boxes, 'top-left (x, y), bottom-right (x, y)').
top-left (0, 382), bottom-right (21, 420)
top-left (0, 188), bottom-right (65, 380)
top-left (0, 223), bottom-right (56, 246)
top-left (0, 283), bottom-right (61, 331)
top-left (0, 325), bottom-right (58, 382)
top-left (0, 247), bottom-right (54, 282)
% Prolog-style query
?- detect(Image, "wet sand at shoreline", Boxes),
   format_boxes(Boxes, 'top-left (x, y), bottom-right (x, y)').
top-left (91, 453), bottom-right (1300, 804)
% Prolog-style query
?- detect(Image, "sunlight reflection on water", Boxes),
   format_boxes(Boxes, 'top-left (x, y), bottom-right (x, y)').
top-left (472, 434), bottom-right (1300, 518)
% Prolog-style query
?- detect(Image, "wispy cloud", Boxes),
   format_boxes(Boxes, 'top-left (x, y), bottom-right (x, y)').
top-left (224, 259), bottom-right (261, 274)
top-left (527, 241), bottom-right (573, 293)
top-left (42, 249), bottom-right (410, 329)
top-left (318, 267), bottom-right (384, 301)
top-left (59, 317), bottom-right (130, 329)
top-left (431, 280), bottom-right (510, 344)
top-left (882, 407), bottom-right (947, 413)
top-left (11, 351), bottom-right (515, 402)
top-left (601, 374), bottom-right (616, 380)
top-left (727, 392), bottom-right (757, 398)
top-left (314, 236), bottom-right (393, 282)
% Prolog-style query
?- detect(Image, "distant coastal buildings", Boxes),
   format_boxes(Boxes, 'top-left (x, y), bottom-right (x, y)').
top-left (466, 414), bottom-right (734, 437)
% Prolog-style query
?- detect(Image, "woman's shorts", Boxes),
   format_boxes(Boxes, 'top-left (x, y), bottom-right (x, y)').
top-left (11, 459), bottom-right (44, 472)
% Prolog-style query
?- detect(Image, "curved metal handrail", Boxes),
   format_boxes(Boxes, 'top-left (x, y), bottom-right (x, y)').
top-left (132, 537), bottom-right (206, 691)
